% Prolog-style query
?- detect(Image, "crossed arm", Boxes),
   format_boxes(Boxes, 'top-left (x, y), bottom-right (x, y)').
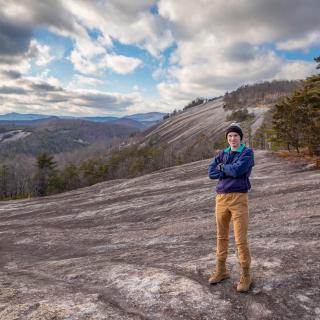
top-left (208, 153), bottom-right (223, 179)
top-left (208, 149), bottom-right (254, 179)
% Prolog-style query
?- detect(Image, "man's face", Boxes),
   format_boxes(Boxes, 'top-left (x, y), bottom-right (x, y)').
top-left (227, 132), bottom-right (241, 149)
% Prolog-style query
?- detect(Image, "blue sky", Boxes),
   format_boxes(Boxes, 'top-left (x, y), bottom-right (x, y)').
top-left (0, 0), bottom-right (319, 116)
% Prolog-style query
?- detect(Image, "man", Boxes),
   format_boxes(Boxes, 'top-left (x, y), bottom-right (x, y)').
top-left (207, 123), bottom-right (254, 292)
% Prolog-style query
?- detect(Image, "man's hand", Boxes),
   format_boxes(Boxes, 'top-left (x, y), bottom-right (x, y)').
top-left (216, 163), bottom-right (223, 171)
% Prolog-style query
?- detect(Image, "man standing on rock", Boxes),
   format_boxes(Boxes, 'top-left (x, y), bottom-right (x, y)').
top-left (207, 123), bottom-right (254, 292)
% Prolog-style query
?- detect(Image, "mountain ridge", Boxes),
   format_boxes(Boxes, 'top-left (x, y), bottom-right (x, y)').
top-left (0, 111), bottom-right (166, 124)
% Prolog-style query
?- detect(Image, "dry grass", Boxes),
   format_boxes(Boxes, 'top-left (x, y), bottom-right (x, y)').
top-left (275, 149), bottom-right (320, 168)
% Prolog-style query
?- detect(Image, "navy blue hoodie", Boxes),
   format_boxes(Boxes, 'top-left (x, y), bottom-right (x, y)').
top-left (208, 144), bottom-right (254, 193)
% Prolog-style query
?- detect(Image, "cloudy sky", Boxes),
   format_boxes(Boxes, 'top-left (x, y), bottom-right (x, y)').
top-left (0, 0), bottom-right (319, 117)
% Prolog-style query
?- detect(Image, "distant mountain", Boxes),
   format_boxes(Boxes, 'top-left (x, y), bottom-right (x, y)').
top-left (124, 112), bottom-right (166, 122)
top-left (0, 112), bottom-right (167, 129)
top-left (81, 116), bottom-right (119, 122)
top-left (111, 118), bottom-right (148, 130)
top-left (0, 116), bottom-right (60, 126)
top-left (121, 112), bottom-right (166, 129)
top-left (0, 112), bottom-right (51, 121)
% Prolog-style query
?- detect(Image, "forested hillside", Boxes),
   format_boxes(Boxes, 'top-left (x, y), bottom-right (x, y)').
top-left (0, 118), bottom-right (140, 160)
top-left (223, 80), bottom-right (302, 109)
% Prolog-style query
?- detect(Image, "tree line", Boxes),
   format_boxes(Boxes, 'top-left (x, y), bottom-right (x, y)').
top-left (223, 80), bottom-right (302, 109)
top-left (0, 133), bottom-right (218, 200)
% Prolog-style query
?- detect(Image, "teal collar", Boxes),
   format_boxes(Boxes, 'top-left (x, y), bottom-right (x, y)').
top-left (224, 143), bottom-right (246, 153)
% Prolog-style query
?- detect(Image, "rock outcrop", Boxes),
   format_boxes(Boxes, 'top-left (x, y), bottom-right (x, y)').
top-left (144, 98), bottom-right (268, 149)
top-left (0, 151), bottom-right (319, 319)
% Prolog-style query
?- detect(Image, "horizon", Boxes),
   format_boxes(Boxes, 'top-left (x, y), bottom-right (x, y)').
top-left (0, 111), bottom-right (165, 117)
top-left (0, 110), bottom-right (167, 118)
top-left (0, 0), bottom-right (319, 117)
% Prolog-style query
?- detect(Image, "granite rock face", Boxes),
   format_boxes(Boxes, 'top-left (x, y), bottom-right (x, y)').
top-left (144, 98), bottom-right (268, 148)
top-left (0, 151), bottom-right (319, 319)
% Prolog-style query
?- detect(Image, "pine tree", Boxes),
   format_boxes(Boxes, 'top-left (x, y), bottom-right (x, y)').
top-left (63, 163), bottom-right (81, 190)
top-left (0, 165), bottom-right (9, 199)
top-left (271, 57), bottom-right (320, 154)
top-left (35, 153), bottom-right (56, 196)
top-left (299, 73), bottom-right (320, 155)
top-left (272, 98), bottom-right (297, 151)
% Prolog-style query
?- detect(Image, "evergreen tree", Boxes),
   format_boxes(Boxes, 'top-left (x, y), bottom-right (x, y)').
top-left (63, 163), bottom-right (81, 190)
top-left (35, 153), bottom-right (56, 196)
top-left (298, 73), bottom-right (320, 155)
top-left (0, 165), bottom-right (9, 199)
top-left (271, 57), bottom-right (320, 154)
top-left (272, 97), bottom-right (303, 152)
top-left (47, 170), bottom-right (66, 194)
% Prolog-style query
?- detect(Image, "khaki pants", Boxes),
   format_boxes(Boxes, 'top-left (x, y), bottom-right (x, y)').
top-left (215, 192), bottom-right (251, 268)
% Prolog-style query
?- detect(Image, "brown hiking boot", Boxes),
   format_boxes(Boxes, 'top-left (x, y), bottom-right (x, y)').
top-left (236, 267), bottom-right (252, 292)
top-left (208, 260), bottom-right (230, 284)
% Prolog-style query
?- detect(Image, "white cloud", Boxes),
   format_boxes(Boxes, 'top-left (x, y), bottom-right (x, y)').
top-left (69, 74), bottom-right (104, 88)
top-left (0, 71), bottom-right (143, 116)
top-left (273, 60), bottom-right (316, 80)
top-left (158, 0), bottom-right (320, 45)
top-left (277, 32), bottom-right (320, 51)
top-left (70, 50), bottom-right (142, 75)
top-left (0, 58), bottom-right (31, 74)
top-left (36, 69), bottom-right (61, 87)
top-left (69, 50), bottom-right (100, 75)
top-left (0, 0), bottom-right (147, 77)
top-left (152, 67), bottom-right (167, 81)
top-left (100, 54), bottom-right (142, 74)
top-left (0, 68), bottom-right (174, 116)
top-left (64, 0), bottom-right (173, 57)
top-left (29, 40), bottom-right (54, 66)
top-left (124, 95), bottom-right (172, 115)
